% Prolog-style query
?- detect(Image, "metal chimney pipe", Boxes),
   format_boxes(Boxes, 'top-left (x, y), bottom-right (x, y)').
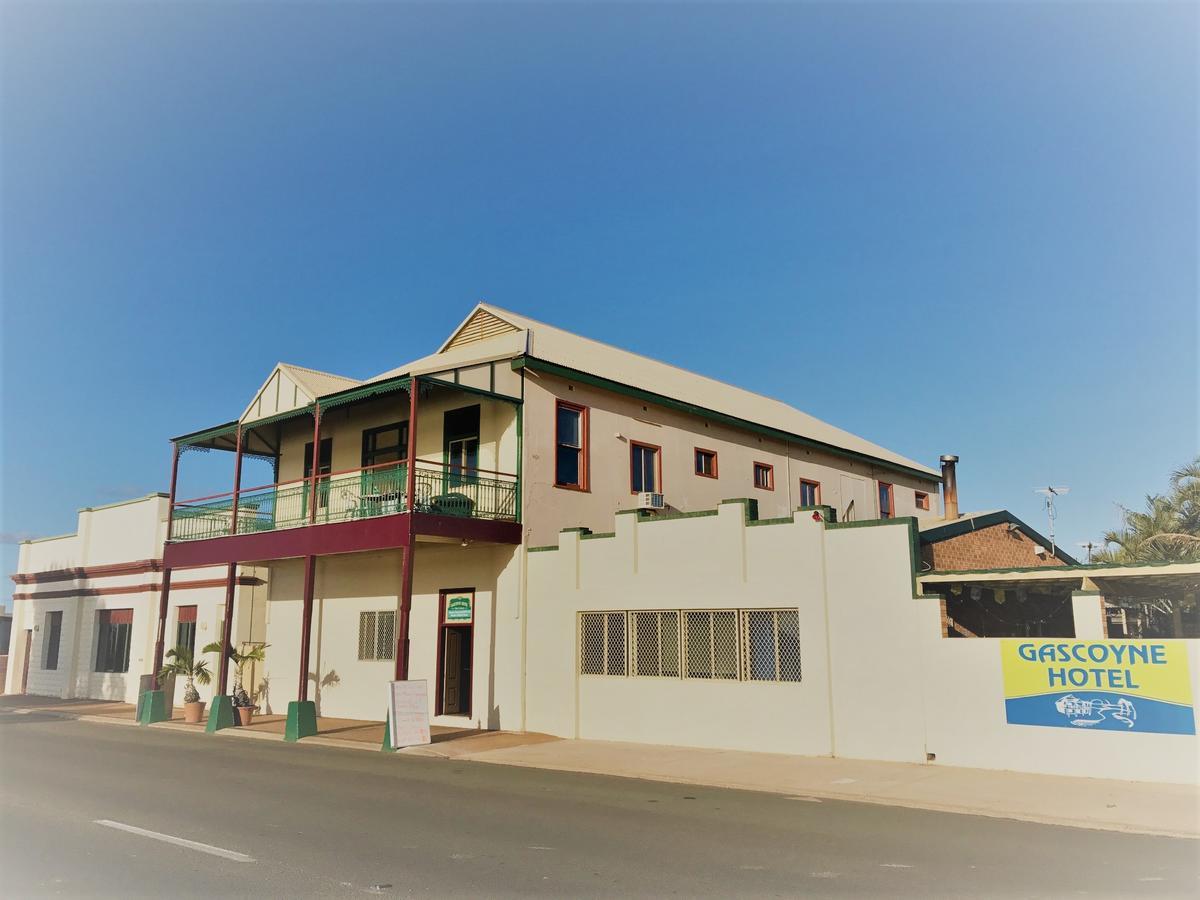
top-left (940, 455), bottom-right (960, 521)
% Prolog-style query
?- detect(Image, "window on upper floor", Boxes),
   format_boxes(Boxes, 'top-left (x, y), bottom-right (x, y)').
top-left (799, 479), bottom-right (821, 507)
top-left (915, 491), bottom-right (931, 511)
top-left (630, 442), bottom-right (660, 494)
top-left (362, 422), bottom-right (408, 469)
top-left (753, 462), bottom-right (774, 491)
top-left (694, 448), bottom-right (718, 479)
top-left (555, 401), bottom-right (588, 489)
top-left (878, 481), bottom-right (895, 519)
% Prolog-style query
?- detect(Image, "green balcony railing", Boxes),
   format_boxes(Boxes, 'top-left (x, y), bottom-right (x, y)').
top-left (169, 460), bottom-right (518, 543)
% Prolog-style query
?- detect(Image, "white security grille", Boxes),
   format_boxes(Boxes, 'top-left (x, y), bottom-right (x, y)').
top-left (579, 612), bottom-right (627, 676)
top-left (741, 609), bottom-right (801, 682)
top-left (683, 610), bottom-right (739, 680)
top-left (632, 611), bottom-right (680, 677)
top-left (358, 611), bottom-right (396, 661)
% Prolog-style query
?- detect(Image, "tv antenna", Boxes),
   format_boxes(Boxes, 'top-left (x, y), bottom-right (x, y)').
top-left (1076, 540), bottom-right (1103, 564)
top-left (1034, 485), bottom-right (1069, 558)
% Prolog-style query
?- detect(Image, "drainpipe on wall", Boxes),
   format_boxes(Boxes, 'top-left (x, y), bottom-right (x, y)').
top-left (940, 455), bottom-right (960, 521)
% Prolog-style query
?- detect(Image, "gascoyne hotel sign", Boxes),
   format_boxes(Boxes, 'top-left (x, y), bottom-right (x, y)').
top-left (1000, 639), bottom-right (1195, 735)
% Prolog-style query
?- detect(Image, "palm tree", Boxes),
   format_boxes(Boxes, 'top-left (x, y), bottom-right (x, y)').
top-left (1096, 456), bottom-right (1200, 563)
top-left (203, 641), bottom-right (268, 708)
top-left (159, 646), bottom-right (212, 704)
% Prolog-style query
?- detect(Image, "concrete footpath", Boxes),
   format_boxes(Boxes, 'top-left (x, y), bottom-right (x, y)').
top-left (4, 695), bottom-right (1195, 839)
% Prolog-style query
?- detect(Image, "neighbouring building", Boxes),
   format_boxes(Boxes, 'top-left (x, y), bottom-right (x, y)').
top-left (7, 304), bottom-right (1194, 783)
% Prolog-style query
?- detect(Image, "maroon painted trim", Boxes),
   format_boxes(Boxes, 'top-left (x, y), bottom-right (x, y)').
top-left (13, 559), bottom-right (163, 585)
top-left (11, 575), bottom-right (261, 603)
top-left (176, 604), bottom-right (198, 623)
top-left (162, 515), bottom-right (413, 568)
top-left (409, 513), bottom-right (522, 545)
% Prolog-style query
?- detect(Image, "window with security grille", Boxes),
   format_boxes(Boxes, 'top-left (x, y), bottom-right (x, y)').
top-left (358, 611), bottom-right (396, 661)
top-left (741, 610), bottom-right (802, 682)
top-left (683, 610), bottom-right (739, 680)
top-left (579, 612), bottom-right (627, 676)
top-left (632, 611), bottom-right (680, 677)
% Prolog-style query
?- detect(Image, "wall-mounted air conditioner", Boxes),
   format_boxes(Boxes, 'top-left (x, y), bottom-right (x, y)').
top-left (637, 492), bottom-right (665, 511)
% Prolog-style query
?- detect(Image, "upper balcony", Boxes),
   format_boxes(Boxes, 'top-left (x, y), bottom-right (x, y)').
top-left (170, 459), bottom-right (519, 543)
top-left (161, 368), bottom-right (523, 567)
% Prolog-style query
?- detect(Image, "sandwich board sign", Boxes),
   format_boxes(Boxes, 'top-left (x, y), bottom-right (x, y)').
top-left (387, 680), bottom-right (431, 748)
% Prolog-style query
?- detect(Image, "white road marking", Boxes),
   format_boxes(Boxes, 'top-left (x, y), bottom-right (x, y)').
top-left (94, 819), bottom-right (255, 863)
top-left (881, 863), bottom-right (914, 869)
top-left (785, 796), bottom-right (822, 802)
top-left (527, 846), bottom-right (555, 851)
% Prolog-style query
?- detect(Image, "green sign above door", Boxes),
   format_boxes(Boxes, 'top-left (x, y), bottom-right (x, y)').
top-left (445, 593), bottom-right (473, 624)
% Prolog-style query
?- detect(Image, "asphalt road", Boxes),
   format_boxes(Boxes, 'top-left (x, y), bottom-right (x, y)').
top-left (1, 712), bottom-right (1196, 898)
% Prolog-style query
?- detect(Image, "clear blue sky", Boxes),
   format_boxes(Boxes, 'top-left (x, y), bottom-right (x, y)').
top-left (2, 2), bottom-right (1196, 592)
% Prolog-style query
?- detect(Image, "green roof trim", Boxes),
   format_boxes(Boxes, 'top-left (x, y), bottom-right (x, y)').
top-left (511, 355), bottom-right (940, 483)
top-left (173, 420), bottom-right (240, 446)
top-left (242, 404), bottom-right (315, 431)
top-left (527, 545), bottom-right (559, 553)
top-left (580, 531), bottom-right (616, 541)
top-left (318, 375), bottom-right (411, 410)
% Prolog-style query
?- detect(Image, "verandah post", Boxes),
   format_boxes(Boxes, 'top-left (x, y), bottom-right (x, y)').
top-left (151, 441), bottom-right (181, 688)
top-left (218, 562), bottom-right (236, 693)
top-left (307, 404), bottom-right (321, 524)
top-left (395, 378), bottom-right (419, 680)
top-left (298, 554), bottom-right (316, 701)
top-left (286, 554), bottom-right (319, 741)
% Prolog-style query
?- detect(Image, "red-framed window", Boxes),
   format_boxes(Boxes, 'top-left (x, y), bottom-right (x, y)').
top-left (630, 441), bottom-right (662, 494)
top-left (799, 479), bottom-right (821, 506)
top-left (915, 491), bottom-right (930, 511)
top-left (694, 448), bottom-right (718, 479)
top-left (555, 401), bottom-right (589, 490)
top-left (753, 462), bottom-right (774, 491)
top-left (878, 482), bottom-right (895, 519)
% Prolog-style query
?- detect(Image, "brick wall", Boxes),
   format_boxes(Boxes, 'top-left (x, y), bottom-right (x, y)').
top-left (922, 523), bottom-right (1069, 571)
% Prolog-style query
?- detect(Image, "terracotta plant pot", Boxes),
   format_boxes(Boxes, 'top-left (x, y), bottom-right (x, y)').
top-left (237, 707), bottom-right (254, 726)
top-left (183, 701), bottom-right (205, 724)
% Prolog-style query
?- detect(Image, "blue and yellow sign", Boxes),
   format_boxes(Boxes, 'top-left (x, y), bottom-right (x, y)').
top-left (1000, 639), bottom-right (1195, 735)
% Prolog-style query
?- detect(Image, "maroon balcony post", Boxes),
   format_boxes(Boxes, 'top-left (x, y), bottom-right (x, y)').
top-left (307, 405), bottom-right (322, 525)
top-left (154, 442), bottom-right (182, 687)
top-left (394, 379), bottom-right (419, 680)
top-left (218, 562), bottom-right (236, 693)
top-left (165, 442), bottom-right (181, 541)
top-left (229, 426), bottom-right (244, 536)
top-left (405, 378), bottom-right (418, 512)
top-left (297, 555), bottom-right (316, 701)
top-left (152, 569), bottom-right (172, 689)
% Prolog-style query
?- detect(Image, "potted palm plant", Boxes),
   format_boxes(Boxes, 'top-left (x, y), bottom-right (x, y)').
top-left (204, 641), bottom-right (268, 725)
top-left (159, 645), bottom-right (212, 724)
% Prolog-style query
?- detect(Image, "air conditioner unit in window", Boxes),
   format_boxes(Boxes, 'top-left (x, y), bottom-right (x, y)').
top-left (637, 492), bottom-right (665, 511)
